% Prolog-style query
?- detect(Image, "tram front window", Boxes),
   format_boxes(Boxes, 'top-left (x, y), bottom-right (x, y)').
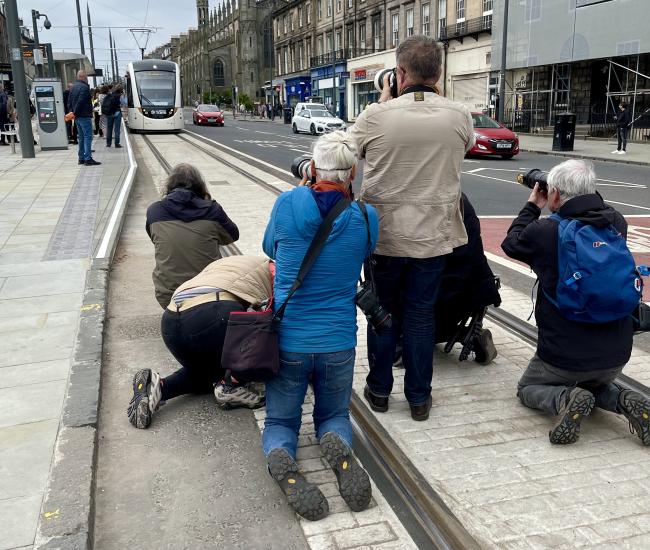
top-left (135, 71), bottom-right (176, 108)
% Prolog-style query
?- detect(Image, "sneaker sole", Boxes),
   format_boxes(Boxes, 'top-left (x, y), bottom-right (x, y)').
top-left (214, 388), bottom-right (265, 410)
top-left (320, 433), bottom-right (372, 512)
top-left (127, 369), bottom-right (152, 429)
top-left (549, 390), bottom-right (595, 445)
top-left (621, 392), bottom-right (650, 446)
top-left (267, 449), bottom-right (329, 521)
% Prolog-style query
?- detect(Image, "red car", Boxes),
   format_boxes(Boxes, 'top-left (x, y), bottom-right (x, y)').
top-left (193, 104), bottom-right (224, 126)
top-left (469, 113), bottom-right (519, 159)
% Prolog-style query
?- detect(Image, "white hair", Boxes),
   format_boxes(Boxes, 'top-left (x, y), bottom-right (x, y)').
top-left (312, 130), bottom-right (357, 183)
top-left (548, 159), bottom-right (597, 202)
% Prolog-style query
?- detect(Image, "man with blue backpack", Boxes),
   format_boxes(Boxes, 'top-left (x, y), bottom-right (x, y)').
top-left (502, 159), bottom-right (649, 446)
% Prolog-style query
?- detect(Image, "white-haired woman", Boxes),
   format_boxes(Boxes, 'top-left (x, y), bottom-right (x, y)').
top-left (262, 131), bottom-right (379, 521)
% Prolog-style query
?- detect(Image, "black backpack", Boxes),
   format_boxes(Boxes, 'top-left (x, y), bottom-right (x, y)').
top-left (101, 94), bottom-right (113, 115)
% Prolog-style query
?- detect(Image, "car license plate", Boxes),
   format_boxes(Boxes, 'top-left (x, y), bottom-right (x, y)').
top-left (208, 118), bottom-right (216, 122)
top-left (496, 143), bottom-right (511, 149)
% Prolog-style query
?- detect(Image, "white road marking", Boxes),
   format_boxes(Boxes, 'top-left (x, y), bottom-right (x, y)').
top-left (235, 127), bottom-right (250, 131)
top-left (465, 168), bottom-right (485, 174)
top-left (461, 171), bottom-right (515, 184)
top-left (485, 251), bottom-right (536, 279)
top-left (184, 130), bottom-right (292, 176)
top-left (605, 200), bottom-right (650, 212)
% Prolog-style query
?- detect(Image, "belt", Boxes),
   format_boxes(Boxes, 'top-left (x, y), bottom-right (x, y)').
top-left (167, 290), bottom-right (243, 313)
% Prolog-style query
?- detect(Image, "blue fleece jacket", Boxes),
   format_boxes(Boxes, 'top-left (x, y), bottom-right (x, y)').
top-left (263, 186), bottom-right (378, 353)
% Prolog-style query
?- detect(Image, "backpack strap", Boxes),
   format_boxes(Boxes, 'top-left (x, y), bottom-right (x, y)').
top-left (273, 198), bottom-right (351, 321)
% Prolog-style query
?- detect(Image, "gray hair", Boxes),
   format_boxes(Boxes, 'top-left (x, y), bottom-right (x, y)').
top-left (396, 35), bottom-right (443, 82)
top-left (312, 130), bottom-right (357, 183)
top-left (548, 159), bottom-right (597, 202)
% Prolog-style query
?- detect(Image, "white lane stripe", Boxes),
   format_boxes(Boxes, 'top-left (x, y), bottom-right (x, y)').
top-left (606, 200), bottom-right (650, 212)
top-left (461, 171), bottom-right (514, 184)
top-left (598, 177), bottom-right (645, 186)
top-left (465, 168), bottom-right (485, 174)
top-left (597, 182), bottom-right (647, 189)
top-left (485, 251), bottom-right (536, 279)
top-left (184, 129), bottom-right (292, 176)
top-left (96, 120), bottom-right (137, 259)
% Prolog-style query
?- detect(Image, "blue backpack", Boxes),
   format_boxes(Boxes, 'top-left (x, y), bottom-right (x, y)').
top-left (546, 213), bottom-right (642, 323)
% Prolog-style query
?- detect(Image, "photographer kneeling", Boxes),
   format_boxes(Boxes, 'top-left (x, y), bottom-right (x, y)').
top-left (262, 131), bottom-right (378, 520)
top-left (502, 159), bottom-right (649, 446)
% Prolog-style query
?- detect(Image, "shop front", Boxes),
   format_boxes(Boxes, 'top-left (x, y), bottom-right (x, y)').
top-left (284, 75), bottom-right (312, 107)
top-left (346, 50), bottom-right (396, 122)
top-left (310, 62), bottom-right (347, 120)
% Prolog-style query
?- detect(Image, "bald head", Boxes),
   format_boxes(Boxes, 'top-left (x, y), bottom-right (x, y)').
top-left (77, 70), bottom-right (88, 82)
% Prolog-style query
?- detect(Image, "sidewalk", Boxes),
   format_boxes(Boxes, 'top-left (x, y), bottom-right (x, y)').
top-left (518, 134), bottom-right (650, 166)
top-left (0, 135), bottom-right (132, 550)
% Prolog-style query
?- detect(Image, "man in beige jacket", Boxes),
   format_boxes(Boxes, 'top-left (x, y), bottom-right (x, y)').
top-left (348, 35), bottom-right (474, 421)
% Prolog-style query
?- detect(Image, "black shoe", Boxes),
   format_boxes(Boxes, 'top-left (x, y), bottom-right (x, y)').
top-left (267, 448), bottom-right (329, 521)
top-left (363, 385), bottom-right (388, 413)
top-left (84, 159), bottom-right (102, 166)
top-left (549, 388), bottom-right (595, 444)
top-left (78, 160), bottom-right (85, 165)
top-left (115, 144), bottom-right (122, 148)
top-left (474, 329), bottom-right (497, 365)
top-left (410, 395), bottom-right (432, 421)
top-left (618, 390), bottom-right (650, 446)
top-left (320, 432), bottom-right (371, 512)
top-left (0, 142), bottom-right (8, 146)
top-left (106, 143), bottom-right (111, 147)
top-left (91, 149), bottom-right (96, 153)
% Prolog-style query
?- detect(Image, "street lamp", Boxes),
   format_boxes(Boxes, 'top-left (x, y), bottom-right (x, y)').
top-left (31, 9), bottom-right (51, 78)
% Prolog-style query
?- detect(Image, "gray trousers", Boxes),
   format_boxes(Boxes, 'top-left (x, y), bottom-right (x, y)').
top-left (517, 355), bottom-right (624, 415)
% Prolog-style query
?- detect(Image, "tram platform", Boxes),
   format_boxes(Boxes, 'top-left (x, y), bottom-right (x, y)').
top-left (0, 135), bottom-right (134, 550)
top-left (152, 133), bottom-right (650, 549)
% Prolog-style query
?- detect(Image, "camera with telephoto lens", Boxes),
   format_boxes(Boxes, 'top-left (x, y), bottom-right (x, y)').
top-left (373, 68), bottom-right (398, 99)
top-left (291, 155), bottom-right (312, 180)
top-left (516, 169), bottom-right (549, 193)
top-left (356, 281), bottom-right (392, 330)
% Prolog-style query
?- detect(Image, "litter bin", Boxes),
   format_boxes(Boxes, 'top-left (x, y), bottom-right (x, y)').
top-left (283, 107), bottom-right (292, 124)
top-left (552, 112), bottom-right (576, 152)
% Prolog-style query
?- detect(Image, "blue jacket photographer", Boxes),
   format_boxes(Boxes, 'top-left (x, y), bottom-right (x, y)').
top-left (501, 159), bottom-right (649, 447)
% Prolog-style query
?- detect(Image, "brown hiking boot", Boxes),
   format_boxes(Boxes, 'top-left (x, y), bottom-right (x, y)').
top-left (549, 388), bottom-right (595, 445)
top-left (618, 390), bottom-right (650, 446)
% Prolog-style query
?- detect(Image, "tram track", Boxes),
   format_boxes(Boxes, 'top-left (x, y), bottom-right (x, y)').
top-left (138, 129), bottom-right (650, 549)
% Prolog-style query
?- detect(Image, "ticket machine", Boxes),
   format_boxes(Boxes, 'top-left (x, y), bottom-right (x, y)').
top-left (34, 79), bottom-right (68, 150)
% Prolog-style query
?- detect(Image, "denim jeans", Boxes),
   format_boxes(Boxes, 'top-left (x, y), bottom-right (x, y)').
top-left (517, 355), bottom-right (624, 415)
top-left (263, 348), bottom-right (355, 459)
top-left (366, 255), bottom-right (446, 406)
top-left (75, 117), bottom-right (93, 161)
top-left (616, 126), bottom-right (629, 151)
top-left (106, 111), bottom-right (121, 147)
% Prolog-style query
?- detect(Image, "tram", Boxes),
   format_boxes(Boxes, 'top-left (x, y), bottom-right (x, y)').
top-left (125, 59), bottom-right (183, 133)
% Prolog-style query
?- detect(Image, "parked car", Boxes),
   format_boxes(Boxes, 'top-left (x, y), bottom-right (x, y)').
top-left (193, 104), bottom-right (224, 126)
top-left (469, 113), bottom-right (519, 159)
top-left (292, 107), bottom-right (346, 135)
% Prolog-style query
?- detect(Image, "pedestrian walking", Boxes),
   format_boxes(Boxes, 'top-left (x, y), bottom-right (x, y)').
top-left (68, 70), bottom-right (100, 166)
top-left (348, 35), bottom-right (474, 421)
top-left (612, 102), bottom-right (632, 155)
top-left (502, 159), bottom-right (649, 446)
top-left (0, 85), bottom-right (9, 146)
top-left (103, 84), bottom-right (123, 148)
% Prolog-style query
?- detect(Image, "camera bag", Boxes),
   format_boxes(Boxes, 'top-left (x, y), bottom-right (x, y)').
top-left (221, 198), bottom-right (351, 381)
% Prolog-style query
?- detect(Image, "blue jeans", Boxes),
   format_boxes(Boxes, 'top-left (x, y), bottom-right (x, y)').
top-left (106, 111), bottom-right (121, 147)
top-left (75, 117), bottom-right (93, 161)
top-left (366, 255), bottom-right (446, 405)
top-left (263, 348), bottom-right (355, 459)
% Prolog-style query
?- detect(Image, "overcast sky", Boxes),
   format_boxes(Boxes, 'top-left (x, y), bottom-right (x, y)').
top-left (18, 0), bottom-right (207, 75)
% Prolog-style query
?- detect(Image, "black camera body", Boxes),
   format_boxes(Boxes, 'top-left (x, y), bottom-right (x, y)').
top-left (373, 68), bottom-right (398, 99)
top-left (634, 302), bottom-right (650, 332)
top-left (516, 169), bottom-right (549, 193)
top-left (356, 281), bottom-right (392, 330)
top-left (291, 155), bottom-right (312, 180)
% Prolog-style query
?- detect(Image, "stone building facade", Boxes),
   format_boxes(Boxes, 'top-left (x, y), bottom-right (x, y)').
top-left (150, 0), bottom-right (275, 106)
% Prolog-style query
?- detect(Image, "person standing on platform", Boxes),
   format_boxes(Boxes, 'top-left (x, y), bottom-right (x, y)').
top-left (103, 84), bottom-right (123, 148)
top-left (68, 70), bottom-right (101, 166)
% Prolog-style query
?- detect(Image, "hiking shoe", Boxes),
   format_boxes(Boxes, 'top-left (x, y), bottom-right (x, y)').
top-left (214, 381), bottom-right (265, 409)
top-left (363, 385), bottom-right (388, 413)
top-left (320, 432), bottom-right (372, 512)
top-left (549, 388), bottom-right (595, 444)
top-left (474, 328), bottom-right (497, 365)
top-left (245, 381), bottom-right (266, 399)
top-left (267, 448), bottom-right (329, 521)
top-left (127, 369), bottom-right (163, 429)
top-left (618, 390), bottom-right (650, 446)
top-left (410, 395), bottom-right (432, 421)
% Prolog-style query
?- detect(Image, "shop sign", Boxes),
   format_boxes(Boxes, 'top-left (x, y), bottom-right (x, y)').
top-left (354, 69), bottom-right (367, 81)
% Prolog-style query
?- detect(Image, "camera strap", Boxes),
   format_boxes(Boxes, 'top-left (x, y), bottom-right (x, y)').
top-left (356, 200), bottom-right (376, 290)
top-left (273, 198), bottom-right (351, 321)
